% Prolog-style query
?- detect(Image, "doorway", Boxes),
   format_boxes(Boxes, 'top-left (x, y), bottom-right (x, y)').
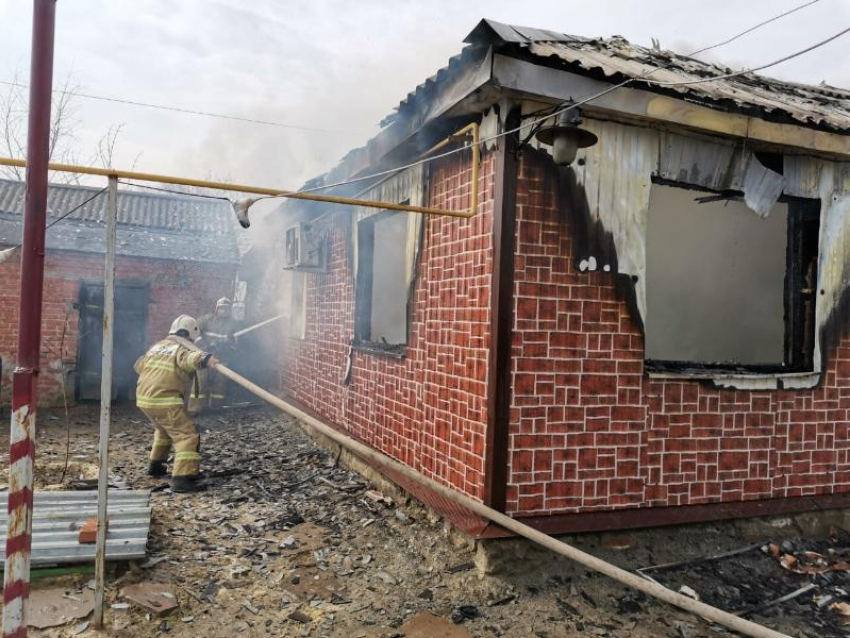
top-left (77, 281), bottom-right (150, 402)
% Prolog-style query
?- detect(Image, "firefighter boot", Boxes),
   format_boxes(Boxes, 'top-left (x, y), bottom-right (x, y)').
top-left (171, 475), bottom-right (206, 493)
top-left (148, 460), bottom-right (168, 478)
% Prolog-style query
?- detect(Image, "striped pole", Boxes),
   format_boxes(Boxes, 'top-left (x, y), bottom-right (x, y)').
top-left (2, 2), bottom-right (57, 637)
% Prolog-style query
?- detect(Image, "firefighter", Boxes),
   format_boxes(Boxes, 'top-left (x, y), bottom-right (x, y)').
top-left (190, 297), bottom-right (237, 413)
top-left (135, 315), bottom-right (218, 493)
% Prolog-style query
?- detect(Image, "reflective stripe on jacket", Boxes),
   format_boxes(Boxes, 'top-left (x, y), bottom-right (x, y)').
top-left (135, 337), bottom-right (205, 409)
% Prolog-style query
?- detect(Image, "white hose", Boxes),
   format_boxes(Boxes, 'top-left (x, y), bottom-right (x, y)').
top-left (183, 346), bottom-right (789, 638)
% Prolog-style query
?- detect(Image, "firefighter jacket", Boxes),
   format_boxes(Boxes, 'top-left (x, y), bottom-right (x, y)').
top-left (198, 313), bottom-right (236, 357)
top-left (134, 337), bottom-right (208, 409)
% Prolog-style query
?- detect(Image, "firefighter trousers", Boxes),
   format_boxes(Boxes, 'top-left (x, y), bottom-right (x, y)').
top-left (188, 367), bottom-right (227, 413)
top-left (141, 406), bottom-right (201, 477)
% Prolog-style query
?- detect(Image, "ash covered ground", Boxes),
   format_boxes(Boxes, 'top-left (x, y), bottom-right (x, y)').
top-left (2, 404), bottom-right (845, 637)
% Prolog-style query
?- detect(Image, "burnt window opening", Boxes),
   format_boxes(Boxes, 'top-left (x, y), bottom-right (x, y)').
top-left (355, 211), bottom-right (411, 354)
top-left (284, 270), bottom-right (306, 339)
top-left (645, 181), bottom-right (819, 375)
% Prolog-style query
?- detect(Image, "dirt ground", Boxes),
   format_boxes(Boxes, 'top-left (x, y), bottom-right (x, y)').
top-left (1, 404), bottom-right (846, 637)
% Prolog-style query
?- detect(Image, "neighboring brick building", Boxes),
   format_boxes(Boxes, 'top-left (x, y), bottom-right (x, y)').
top-left (0, 179), bottom-right (239, 406)
top-left (246, 20), bottom-right (850, 535)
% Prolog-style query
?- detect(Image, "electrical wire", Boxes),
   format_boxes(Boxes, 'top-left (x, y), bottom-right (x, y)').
top-left (46, 186), bottom-right (109, 229)
top-left (686, 0), bottom-right (822, 57)
top-left (118, 180), bottom-right (229, 201)
top-left (299, 6), bottom-right (845, 195)
top-left (0, 80), bottom-right (350, 135)
top-left (651, 25), bottom-right (850, 86)
top-left (0, 186), bottom-right (108, 257)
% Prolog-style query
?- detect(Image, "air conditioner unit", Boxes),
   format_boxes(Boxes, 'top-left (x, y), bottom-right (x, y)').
top-left (283, 222), bottom-right (324, 271)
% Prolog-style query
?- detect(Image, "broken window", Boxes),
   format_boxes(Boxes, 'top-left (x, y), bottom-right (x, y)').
top-left (281, 270), bottom-right (306, 339)
top-left (645, 181), bottom-right (819, 373)
top-left (355, 211), bottom-right (412, 351)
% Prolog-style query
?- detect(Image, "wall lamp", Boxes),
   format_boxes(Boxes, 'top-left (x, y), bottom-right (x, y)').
top-left (535, 107), bottom-right (598, 166)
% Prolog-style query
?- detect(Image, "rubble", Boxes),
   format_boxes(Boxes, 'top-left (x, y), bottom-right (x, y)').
top-left (27, 588), bottom-right (94, 629)
top-left (13, 405), bottom-right (846, 637)
top-left (121, 583), bottom-right (179, 616)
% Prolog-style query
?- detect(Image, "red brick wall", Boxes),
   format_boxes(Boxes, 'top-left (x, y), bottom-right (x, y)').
top-left (279, 153), bottom-right (496, 499)
top-left (508, 150), bottom-right (850, 516)
top-left (0, 251), bottom-right (235, 406)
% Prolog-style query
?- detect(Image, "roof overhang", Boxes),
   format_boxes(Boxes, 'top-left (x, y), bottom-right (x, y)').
top-left (306, 18), bottom-right (850, 194)
top-left (491, 53), bottom-right (850, 159)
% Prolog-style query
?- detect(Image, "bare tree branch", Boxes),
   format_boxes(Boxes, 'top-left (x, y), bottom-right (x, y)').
top-left (0, 70), bottom-right (127, 186)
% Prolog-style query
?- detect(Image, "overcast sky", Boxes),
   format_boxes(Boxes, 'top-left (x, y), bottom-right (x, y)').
top-left (0, 0), bottom-right (848, 191)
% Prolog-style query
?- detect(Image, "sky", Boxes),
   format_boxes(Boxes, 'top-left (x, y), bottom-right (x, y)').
top-left (0, 0), bottom-right (848, 192)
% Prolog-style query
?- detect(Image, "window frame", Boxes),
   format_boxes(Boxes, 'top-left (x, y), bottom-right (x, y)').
top-left (644, 177), bottom-right (820, 376)
top-left (353, 210), bottom-right (415, 357)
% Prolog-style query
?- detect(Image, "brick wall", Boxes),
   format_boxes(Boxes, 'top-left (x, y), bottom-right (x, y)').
top-left (278, 153), bottom-right (496, 499)
top-left (508, 149), bottom-right (850, 516)
top-left (0, 251), bottom-right (235, 406)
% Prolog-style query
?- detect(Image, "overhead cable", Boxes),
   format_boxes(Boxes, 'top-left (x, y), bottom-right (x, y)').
top-left (300, 7), bottom-right (844, 195)
top-left (0, 79), bottom-right (350, 135)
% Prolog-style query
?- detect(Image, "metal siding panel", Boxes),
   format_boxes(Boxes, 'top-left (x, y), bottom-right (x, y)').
top-left (574, 119), bottom-right (655, 318)
top-left (0, 491), bottom-right (151, 566)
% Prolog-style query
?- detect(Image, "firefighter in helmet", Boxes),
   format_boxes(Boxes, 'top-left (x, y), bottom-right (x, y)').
top-left (189, 297), bottom-right (237, 413)
top-left (135, 315), bottom-right (217, 493)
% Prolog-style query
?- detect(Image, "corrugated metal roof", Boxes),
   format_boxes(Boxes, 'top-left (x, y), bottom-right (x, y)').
top-left (0, 490), bottom-right (151, 566)
top-left (0, 179), bottom-right (241, 263)
top-left (391, 18), bottom-right (850, 134)
top-left (0, 179), bottom-right (237, 235)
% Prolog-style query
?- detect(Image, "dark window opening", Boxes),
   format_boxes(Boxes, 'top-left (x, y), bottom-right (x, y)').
top-left (645, 181), bottom-right (819, 374)
top-left (355, 211), bottom-right (410, 354)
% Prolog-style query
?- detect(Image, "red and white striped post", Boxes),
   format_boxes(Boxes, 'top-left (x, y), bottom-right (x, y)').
top-left (3, 2), bottom-right (57, 637)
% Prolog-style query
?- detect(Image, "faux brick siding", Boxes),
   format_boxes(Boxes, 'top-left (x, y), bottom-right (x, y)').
top-left (507, 150), bottom-right (850, 516)
top-left (0, 251), bottom-right (235, 406)
top-left (279, 153), bottom-right (496, 499)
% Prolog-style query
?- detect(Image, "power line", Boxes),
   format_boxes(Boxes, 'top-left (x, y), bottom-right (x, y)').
top-left (0, 80), bottom-right (351, 135)
top-left (686, 0), bottom-right (822, 57)
top-left (46, 186), bottom-right (109, 229)
top-left (301, 7), bottom-right (844, 195)
top-left (0, 186), bottom-right (108, 257)
top-left (651, 25), bottom-right (850, 86)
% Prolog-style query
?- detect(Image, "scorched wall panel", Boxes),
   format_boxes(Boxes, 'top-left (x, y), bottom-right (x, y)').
top-left (508, 150), bottom-right (850, 516)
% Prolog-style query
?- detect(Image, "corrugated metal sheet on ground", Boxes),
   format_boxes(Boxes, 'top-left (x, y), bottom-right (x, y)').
top-left (0, 490), bottom-right (151, 566)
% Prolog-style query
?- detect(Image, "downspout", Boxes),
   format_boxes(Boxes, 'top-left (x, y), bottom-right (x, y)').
top-left (483, 103), bottom-right (521, 511)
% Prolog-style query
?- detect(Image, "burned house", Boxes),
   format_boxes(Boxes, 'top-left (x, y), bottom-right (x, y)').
top-left (247, 19), bottom-right (850, 535)
top-left (0, 179), bottom-right (239, 406)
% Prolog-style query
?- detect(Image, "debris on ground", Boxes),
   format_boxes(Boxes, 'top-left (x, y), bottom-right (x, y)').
top-left (120, 583), bottom-right (179, 616)
top-left (27, 588), bottom-right (94, 629)
top-left (640, 532), bottom-right (850, 636)
top-left (401, 611), bottom-right (473, 637)
top-left (8, 405), bottom-right (842, 637)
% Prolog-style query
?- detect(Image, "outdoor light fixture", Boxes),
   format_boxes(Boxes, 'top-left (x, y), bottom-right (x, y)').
top-left (534, 107), bottom-right (598, 166)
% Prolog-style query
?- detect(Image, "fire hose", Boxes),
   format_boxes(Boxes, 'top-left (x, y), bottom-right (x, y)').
top-left (177, 337), bottom-right (790, 638)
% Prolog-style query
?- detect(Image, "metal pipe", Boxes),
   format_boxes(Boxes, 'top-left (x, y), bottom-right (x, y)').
top-left (162, 333), bottom-right (789, 638)
top-left (92, 176), bottom-right (117, 628)
top-left (233, 313), bottom-right (286, 339)
top-left (0, 123), bottom-right (481, 219)
top-left (3, 3), bottom-right (56, 637)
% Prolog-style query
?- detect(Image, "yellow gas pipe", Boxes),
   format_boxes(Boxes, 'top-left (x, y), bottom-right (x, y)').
top-left (0, 122), bottom-right (480, 219)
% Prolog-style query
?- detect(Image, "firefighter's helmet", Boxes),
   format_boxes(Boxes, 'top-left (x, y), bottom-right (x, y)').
top-left (169, 315), bottom-right (201, 341)
top-left (216, 297), bottom-right (232, 309)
